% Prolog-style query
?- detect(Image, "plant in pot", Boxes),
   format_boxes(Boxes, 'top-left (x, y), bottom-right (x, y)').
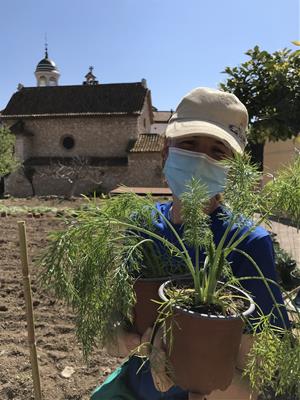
top-left (39, 153), bottom-right (300, 397)
top-left (153, 154), bottom-right (300, 398)
top-left (38, 192), bottom-right (189, 357)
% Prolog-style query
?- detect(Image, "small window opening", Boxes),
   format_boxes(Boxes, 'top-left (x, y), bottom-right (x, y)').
top-left (62, 136), bottom-right (75, 150)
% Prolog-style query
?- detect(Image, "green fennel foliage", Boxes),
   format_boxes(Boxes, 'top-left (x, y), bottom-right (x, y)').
top-left (38, 195), bottom-right (189, 356)
top-left (181, 177), bottom-right (213, 249)
top-left (223, 152), bottom-right (266, 223)
top-left (39, 212), bottom-right (138, 357)
top-left (39, 152), bottom-right (300, 371)
top-left (245, 317), bottom-right (300, 398)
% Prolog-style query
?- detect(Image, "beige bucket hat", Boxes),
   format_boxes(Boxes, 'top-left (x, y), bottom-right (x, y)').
top-left (165, 87), bottom-right (249, 153)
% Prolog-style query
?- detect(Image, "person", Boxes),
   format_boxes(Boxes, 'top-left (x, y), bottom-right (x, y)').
top-left (91, 87), bottom-right (290, 400)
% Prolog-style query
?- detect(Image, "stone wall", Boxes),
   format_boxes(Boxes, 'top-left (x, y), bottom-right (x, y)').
top-left (5, 152), bottom-right (165, 197)
top-left (137, 93), bottom-right (152, 134)
top-left (264, 138), bottom-right (296, 175)
top-left (18, 116), bottom-right (139, 159)
top-left (5, 169), bottom-right (34, 197)
top-left (32, 165), bottom-right (127, 197)
top-left (14, 135), bottom-right (32, 162)
top-left (3, 106), bottom-right (164, 197)
top-left (5, 164), bottom-right (125, 197)
top-left (150, 122), bottom-right (167, 135)
top-left (127, 153), bottom-right (165, 188)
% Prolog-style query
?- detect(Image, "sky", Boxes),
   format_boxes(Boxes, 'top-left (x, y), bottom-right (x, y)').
top-left (0, 0), bottom-right (299, 111)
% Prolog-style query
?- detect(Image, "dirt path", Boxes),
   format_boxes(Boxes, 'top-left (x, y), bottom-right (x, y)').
top-left (0, 215), bottom-right (120, 400)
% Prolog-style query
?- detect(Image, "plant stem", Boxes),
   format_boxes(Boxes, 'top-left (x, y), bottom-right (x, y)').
top-left (110, 219), bottom-right (195, 279)
top-left (232, 249), bottom-right (288, 330)
top-left (194, 245), bottom-right (202, 304)
top-left (204, 218), bottom-right (235, 302)
top-left (226, 205), bottom-right (278, 255)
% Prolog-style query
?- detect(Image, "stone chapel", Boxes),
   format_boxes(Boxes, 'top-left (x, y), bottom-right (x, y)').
top-left (0, 48), bottom-right (166, 197)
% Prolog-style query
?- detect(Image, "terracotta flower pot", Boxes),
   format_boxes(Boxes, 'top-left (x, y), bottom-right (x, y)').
top-left (133, 274), bottom-right (192, 336)
top-left (158, 279), bottom-right (255, 396)
top-left (133, 276), bottom-right (167, 335)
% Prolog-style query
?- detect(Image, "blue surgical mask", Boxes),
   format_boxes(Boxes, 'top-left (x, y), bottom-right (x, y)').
top-left (163, 147), bottom-right (229, 199)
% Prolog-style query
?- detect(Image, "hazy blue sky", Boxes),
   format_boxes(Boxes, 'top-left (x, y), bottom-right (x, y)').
top-left (0, 0), bottom-right (299, 111)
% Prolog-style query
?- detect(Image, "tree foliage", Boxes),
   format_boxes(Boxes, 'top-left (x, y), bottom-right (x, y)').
top-left (220, 46), bottom-right (300, 144)
top-left (0, 125), bottom-right (19, 177)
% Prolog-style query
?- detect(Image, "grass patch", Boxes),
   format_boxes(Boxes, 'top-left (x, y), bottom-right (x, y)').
top-left (0, 201), bottom-right (105, 216)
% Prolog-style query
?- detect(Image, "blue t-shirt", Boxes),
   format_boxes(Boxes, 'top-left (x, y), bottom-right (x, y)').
top-left (126, 202), bottom-right (289, 400)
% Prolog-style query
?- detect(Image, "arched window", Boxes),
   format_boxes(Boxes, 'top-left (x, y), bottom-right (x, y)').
top-left (49, 78), bottom-right (57, 86)
top-left (39, 76), bottom-right (47, 86)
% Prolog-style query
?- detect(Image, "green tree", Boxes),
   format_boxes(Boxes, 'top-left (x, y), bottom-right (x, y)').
top-left (220, 46), bottom-right (300, 169)
top-left (0, 125), bottom-right (19, 177)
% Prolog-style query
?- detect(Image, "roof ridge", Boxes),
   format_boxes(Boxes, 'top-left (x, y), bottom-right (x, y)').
top-left (2, 83), bottom-right (149, 116)
top-left (19, 82), bottom-right (145, 90)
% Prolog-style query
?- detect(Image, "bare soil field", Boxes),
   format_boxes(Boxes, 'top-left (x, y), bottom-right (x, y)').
top-left (0, 199), bottom-right (121, 400)
top-left (1, 198), bottom-right (299, 400)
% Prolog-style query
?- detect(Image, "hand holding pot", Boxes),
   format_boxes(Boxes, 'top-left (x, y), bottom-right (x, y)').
top-left (145, 326), bottom-right (209, 395)
top-left (148, 329), bottom-right (255, 400)
top-left (104, 326), bottom-right (156, 358)
top-left (104, 326), bottom-right (142, 357)
top-left (147, 326), bottom-right (174, 392)
top-left (147, 329), bottom-right (223, 399)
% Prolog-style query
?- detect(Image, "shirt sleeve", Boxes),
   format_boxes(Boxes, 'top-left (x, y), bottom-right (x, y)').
top-left (230, 233), bottom-right (290, 332)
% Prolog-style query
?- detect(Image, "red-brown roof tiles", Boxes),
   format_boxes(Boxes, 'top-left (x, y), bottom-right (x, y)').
top-left (130, 133), bottom-right (164, 153)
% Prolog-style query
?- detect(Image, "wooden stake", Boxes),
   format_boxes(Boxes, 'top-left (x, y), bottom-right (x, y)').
top-left (18, 221), bottom-right (42, 400)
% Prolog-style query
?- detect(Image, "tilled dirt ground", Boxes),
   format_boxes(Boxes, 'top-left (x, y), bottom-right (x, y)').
top-left (0, 212), bottom-right (121, 400)
top-left (1, 198), bottom-right (300, 400)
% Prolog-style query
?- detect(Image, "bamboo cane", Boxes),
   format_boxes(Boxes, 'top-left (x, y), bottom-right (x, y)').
top-left (18, 221), bottom-right (42, 400)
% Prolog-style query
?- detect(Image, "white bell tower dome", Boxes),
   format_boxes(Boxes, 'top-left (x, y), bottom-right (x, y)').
top-left (35, 44), bottom-right (60, 87)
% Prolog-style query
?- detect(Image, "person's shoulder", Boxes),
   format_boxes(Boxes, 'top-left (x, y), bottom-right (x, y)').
top-left (215, 206), bottom-right (272, 246)
top-left (247, 224), bottom-right (270, 241)
top-left (151, 201), bottom-right (174, 234)
top-left (155, 201), bottom-right (172, 218)
top-left (239, 223), bottom-right (273, 256)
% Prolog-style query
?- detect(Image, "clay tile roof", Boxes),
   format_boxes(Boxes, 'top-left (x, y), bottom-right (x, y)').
top-left (1, 83), bottom-right (148, 118)
top-left (130, 133), bottom-right (164, 153)
top-left (153, 111), bottom-right (173, 123)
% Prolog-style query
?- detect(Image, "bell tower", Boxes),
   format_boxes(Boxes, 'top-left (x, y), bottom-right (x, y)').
top-left (35, 42), bottom-right (60, 87)
top-left (83, 66), bottom-right (99, 85)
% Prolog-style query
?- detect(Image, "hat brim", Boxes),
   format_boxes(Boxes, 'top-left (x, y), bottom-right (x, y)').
top-left (165, 120), bottom-right (244, 154)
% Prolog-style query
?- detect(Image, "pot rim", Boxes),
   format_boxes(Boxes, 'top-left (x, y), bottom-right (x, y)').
top-left (158, 279), bottom-right (255, 320)
top-left (291, 268), bottom-right (300, 279)
top-left (135, 273), bottom-right (192, 283)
